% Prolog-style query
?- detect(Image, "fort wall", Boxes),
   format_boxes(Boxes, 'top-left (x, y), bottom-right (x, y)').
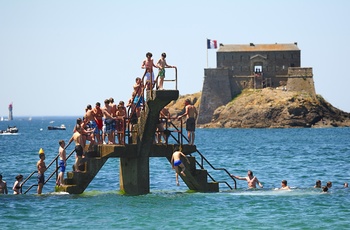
top-left (198, 67), bottom-right (315, 124)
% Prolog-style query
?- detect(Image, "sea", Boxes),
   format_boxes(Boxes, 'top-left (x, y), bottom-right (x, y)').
top-left (0, 116), bottom-right (349, 229)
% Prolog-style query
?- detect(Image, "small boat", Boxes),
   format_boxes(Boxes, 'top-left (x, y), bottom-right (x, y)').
top-left (0, 126), bottom-right (19, 134)
top-left (48, 124), bottom-right (66, 130)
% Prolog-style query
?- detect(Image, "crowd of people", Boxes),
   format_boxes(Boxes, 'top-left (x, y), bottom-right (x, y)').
top-left (0, 52), bottom-right (202, 194)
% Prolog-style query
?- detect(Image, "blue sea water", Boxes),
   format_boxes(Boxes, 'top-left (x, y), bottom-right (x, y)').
top-left (0, 117), bottom-right (350, 229)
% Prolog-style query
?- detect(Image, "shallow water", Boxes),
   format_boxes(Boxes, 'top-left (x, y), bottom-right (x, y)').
top-left (0, 117), bottom-right (349, 229)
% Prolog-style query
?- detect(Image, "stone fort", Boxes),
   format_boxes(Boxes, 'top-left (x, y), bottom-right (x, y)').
top-left (197, 42), bottom-right (316, 124)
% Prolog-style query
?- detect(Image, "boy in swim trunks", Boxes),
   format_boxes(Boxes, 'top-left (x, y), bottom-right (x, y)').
top-left (37, 148), bottom-right (47, 194)
top-left (93, 102), bottom-right (104, 144)
top-left (171, 150), bottom-right (190, 186)
top-left (177, 99), bottom-right (198, 145)
top-left (156, 52), bottom-right (175, 90)
top-left (141, 52), bottom-right (158, 90)
top-left (56, 140), bottom-right (67, 186)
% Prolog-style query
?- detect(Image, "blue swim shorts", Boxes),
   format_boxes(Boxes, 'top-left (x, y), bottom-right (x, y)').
top-left (174, 160), bottom-right (182, 166)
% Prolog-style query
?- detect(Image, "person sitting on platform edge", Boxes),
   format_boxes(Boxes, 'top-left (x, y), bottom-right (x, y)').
top-left (171, 148), bottom-right (190, 186)
top-left (230, 170), bottom-right (263, 189)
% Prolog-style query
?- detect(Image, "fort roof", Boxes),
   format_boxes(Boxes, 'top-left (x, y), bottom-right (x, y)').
top-left (218, 43), bottom-right (299, 52)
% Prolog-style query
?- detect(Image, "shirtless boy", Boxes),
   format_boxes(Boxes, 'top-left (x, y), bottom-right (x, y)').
top-left (177, 99), bottom-right (198, 145)
top-left (171, 150), bottom-right (190, 186)
top-left (84, 104), bottom-right (97, 143)
top-left (116, 104), bottom-right (126, 145)
top-left (0, 174), bottom-right (8, 194)
top-left (280, 180), bottom-right (291, 190)
top-left (102, 99), bottom-right (116, 144)
top-left (37, 148), bottom-right (47, 194)
top-left (141, 52), bottom-right (158, 90)
top-left (133, 77), bottom-right (144, 117)
top-left (69, 125), bottom-right (84, 172)
top-left (231, 170), bottom-right (263, 188)
top-left (156, 52), bottom-right (175, 90)
top-left (56, 140), bottom-right (67, 186)
top-left (156, 107), bottom-right (170, 143)
top-left (93, 102), bottom-right (104, 144)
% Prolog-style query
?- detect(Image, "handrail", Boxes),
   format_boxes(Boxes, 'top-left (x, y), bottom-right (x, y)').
top-left (154, 66), bottom-right (177, 90)
top-left (22, 142), bottom-right (74, 194)
top-left (163, 119), bottom-right (236, 190)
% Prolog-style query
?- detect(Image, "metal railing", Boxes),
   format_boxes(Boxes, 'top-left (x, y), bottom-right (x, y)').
top-left (162, 119), bottom-right (237, 190)
top-left (21, 142), bottom-right (75, 194)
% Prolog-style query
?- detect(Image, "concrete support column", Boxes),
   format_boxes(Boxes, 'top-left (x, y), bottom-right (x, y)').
top-left (119, 157), bottom-right (149, 195)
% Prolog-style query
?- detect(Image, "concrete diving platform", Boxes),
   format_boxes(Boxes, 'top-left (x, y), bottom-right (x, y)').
top-left (57, 89), bottom-right (219, 195)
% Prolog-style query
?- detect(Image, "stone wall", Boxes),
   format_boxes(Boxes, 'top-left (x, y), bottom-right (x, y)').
top-left (286, 67), bottom-right (316, 97)
top-left (197, 67), bottom-right (316, 124)
top-left (197, 68), bottom-right (233, 124)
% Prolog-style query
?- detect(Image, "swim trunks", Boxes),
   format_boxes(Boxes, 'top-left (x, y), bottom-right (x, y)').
top-left (116, 119), bottom-right (124, 131)
top-left (95, 118), bottom-right (103, 130)
top-left (145, 72), bottom-right (154, 82)
top-left (105, 118), bottom-right (115, 134)
top-left (174, 160), bottom-right (182, 166)
top-left (37, 173), bottom-right (45, 184)
top-left (133, 96), bottom-right (144, 108)
top-left (158, 69), bottom-right (165, 79)
top-left (59, 160), bottom-right (66, 173)
top-left (186, 117), bottom-right (196, 132)
top-left (75, 145), bottom-right (84, 157)
top-left (90, 120), bottom-right (99, 134)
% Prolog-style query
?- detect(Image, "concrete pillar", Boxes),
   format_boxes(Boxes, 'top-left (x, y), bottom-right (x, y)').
top-left (119, 157), bottom-right (150, 195)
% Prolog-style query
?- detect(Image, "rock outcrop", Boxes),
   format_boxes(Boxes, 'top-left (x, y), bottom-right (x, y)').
top-left (168, 89), bottom-right (350, 128)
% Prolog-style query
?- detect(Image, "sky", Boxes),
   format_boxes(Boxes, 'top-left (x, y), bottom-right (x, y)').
top-left (1, 0), bottom-right (349, 117)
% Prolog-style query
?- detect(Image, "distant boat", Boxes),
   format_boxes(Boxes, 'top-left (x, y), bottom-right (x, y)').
top-left (0, 126), bottom-right (19, 134)
top-left (48, 124), bottom-right (66, 130)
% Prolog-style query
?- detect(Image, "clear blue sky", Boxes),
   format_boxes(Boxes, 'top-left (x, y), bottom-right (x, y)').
top-left (1, 0), bottom-right (349, 116)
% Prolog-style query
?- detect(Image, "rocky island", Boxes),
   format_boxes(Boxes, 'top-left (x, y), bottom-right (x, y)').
top-left (168, 89), bottom-right (350, 128)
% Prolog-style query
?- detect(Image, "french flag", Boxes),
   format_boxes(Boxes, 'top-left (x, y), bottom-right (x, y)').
top-left (207, 39), bottom-right (217, 49)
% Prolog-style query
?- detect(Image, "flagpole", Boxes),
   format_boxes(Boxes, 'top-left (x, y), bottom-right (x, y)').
top-left (206, 38), bottom-right (208, 68)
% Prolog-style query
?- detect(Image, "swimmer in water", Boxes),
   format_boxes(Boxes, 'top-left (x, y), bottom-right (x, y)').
top-left (231, 170), bottom-right (263, 189)
top-left (280, 180), bottom-right (291, 190)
